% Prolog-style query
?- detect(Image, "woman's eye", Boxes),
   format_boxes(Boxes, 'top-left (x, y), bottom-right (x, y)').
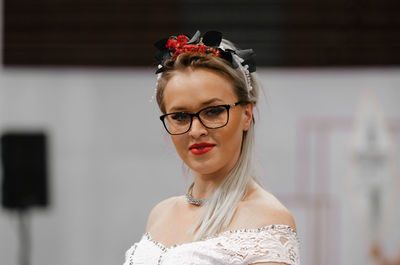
top-left (171, 113), bottom-right (189, 122)
top-left (204, 107), bottom-right (225, 117)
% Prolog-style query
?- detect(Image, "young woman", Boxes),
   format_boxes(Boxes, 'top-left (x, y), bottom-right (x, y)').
top-left (124, 30), bottom-right (300, 265)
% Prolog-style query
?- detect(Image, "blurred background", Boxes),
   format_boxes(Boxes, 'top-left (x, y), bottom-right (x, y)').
top-left (1, 0), bottom-right (400, 264)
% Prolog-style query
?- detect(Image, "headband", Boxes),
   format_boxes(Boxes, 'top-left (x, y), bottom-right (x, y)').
top-left (154, 30), bottom-right (256, 92)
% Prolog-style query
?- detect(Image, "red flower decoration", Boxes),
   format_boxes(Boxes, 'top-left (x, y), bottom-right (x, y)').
top-left (165, 34), bottom-right (221, 58)
top-left (176, 35), bottom-right (189, 44)
top-left (165, 39), bottom-right (177, 50)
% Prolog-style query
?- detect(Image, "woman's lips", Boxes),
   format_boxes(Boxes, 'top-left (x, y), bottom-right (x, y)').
top-left (189, 143), bottom-right (216, 155)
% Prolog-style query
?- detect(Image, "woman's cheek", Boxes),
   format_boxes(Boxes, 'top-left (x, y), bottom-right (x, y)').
top-left (171, 136), bottom-right (188, 160)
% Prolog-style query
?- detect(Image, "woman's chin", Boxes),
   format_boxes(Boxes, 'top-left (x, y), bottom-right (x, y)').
top-left (186, 161), bottom-right (220, 176)
top-left (187, 160), bottom-right (235, 178)
top-left (190, 167), bottom-right (217, 176)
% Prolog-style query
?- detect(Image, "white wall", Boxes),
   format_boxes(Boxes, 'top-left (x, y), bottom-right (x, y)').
top-left (0, 67), bottom-right (399, 265)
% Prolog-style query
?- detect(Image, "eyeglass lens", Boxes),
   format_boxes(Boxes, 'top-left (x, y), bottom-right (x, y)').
top-left (164, 105), bottom-right (229, 134)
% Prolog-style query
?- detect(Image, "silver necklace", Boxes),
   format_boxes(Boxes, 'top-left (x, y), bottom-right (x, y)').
top-left (185, 183), bottom-right (207, 206)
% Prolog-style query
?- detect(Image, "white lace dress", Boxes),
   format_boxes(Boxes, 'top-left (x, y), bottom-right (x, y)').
top-left (123, 224), bottom-right (300, 265)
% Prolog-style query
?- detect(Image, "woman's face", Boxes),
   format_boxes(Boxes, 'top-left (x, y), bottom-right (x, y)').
top-left (162, 68), bottom-right (253, 178)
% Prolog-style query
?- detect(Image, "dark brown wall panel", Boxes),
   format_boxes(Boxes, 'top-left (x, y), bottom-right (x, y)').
top-left (3, 0), bottom-right (400, 67)
top-left (3, 0), bottom-right (180, 67)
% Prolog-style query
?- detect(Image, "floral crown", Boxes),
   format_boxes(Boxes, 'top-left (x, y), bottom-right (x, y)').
top-left (154, 30), bottom-right (256, 92)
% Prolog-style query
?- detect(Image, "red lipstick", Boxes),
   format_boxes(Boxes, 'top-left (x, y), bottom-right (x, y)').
top-left (189, 142), bottom-right (216, 155)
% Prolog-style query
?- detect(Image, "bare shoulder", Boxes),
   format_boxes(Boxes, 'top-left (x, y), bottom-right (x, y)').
top-left (145, 196), bottom-right (183, 232)
top-left (232, 182), bottom-right (296, 232)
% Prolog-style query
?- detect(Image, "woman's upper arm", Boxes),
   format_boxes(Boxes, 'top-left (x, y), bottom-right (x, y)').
top-left (145, 196), bottom-right (177, 232)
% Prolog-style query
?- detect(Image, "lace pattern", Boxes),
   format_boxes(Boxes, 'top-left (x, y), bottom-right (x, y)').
top-left (124, 224), bottom-right (300, 265)
top-left (210, 225), bottom-right (299, 264)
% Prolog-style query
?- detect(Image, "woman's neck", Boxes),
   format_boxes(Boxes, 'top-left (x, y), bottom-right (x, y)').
top-left (191, 168), bottom-right (233, 199)
top-left (190, 152), bottom-right (241, 199)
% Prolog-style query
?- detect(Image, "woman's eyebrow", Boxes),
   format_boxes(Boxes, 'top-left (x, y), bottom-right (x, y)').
top-left (169, 98), bottom-right (224, 112)
top-left (201, 98), bottom-right (224, 106)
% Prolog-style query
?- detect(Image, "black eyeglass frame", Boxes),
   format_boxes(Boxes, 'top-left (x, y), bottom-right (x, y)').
top-left (160, 101), bottom-right (244, 135)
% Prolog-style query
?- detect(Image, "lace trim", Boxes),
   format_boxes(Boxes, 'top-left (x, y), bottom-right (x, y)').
top-left (145, 224), bottom-right (298, 250)
top-left (124, 243), bottom-right (138, 265)
top-left (144, 233), bottom-right (168, 252)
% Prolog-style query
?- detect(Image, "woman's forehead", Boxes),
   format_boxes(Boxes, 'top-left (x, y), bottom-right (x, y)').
top-left (163, 68), bottom-right (237, 111)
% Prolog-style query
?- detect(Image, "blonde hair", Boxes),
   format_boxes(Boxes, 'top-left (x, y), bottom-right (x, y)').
top-left (156, 41), bottom-right (261, 240)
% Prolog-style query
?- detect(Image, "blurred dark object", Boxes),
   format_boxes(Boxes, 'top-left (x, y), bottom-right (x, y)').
top-left (371, 244), bottom-right (400, 265)
top-left (1, 132), bottom-right (49, 210)
top-left (2, 0), bottom-right (400, 67)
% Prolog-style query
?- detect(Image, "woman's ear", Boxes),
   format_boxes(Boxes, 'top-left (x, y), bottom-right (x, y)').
top-left (242, 102), bottom-right (254, 131)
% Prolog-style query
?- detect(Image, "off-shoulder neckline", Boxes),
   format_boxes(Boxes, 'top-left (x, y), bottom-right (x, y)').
top-left (144, 224), bottom-right (297, 251)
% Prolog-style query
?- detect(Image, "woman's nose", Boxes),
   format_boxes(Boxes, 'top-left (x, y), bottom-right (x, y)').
top-left (188, 117), bottom-right (208, 138)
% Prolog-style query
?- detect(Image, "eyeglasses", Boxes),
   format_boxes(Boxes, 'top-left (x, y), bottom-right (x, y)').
top-left (160, 102), bottom-right (243, 135)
